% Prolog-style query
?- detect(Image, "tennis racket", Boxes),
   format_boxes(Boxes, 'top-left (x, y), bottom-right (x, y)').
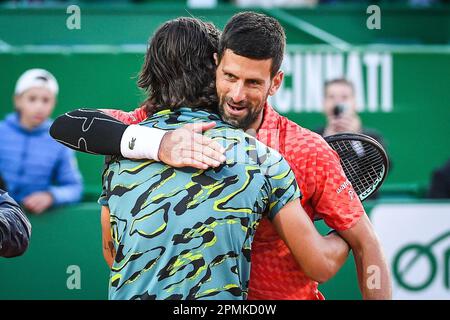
top-left (324, 133), bottom-right (389, 201)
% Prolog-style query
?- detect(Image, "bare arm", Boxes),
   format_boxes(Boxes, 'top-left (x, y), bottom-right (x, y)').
top-left (338, 214), bottom-right (392, 299)
top-left (101, 206), bottom-right (115, 269)
top-left (272, 199), bottom-right (350, 283)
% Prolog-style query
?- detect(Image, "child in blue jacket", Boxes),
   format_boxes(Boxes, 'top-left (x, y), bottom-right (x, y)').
top-left (0, 69), bottom-right (83, 214)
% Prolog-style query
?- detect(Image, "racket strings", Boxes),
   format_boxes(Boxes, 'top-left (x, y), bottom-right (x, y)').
top-left (329, 139), bottom-right (385, 197)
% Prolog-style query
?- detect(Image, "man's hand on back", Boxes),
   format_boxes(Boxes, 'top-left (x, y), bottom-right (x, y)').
top-left (158, 122), bottom-right (226, 170)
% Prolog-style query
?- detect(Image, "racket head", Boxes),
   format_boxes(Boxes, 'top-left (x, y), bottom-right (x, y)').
top-left (324, 132), bottom-right (389, 201)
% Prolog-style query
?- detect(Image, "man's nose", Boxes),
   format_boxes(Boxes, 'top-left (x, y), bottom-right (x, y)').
top-left (229, 82), bottom-right (246, 103)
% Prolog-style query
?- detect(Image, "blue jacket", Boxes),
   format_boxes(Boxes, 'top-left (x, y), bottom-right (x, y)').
top-left (0, 113), bottom-right (83, 206)
top-left (0, 189), bottom-right (31, 257)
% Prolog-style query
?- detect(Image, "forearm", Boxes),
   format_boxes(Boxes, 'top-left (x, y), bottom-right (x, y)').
top-left (50, 109), bottom-right (166, 160)
top-left (352, 240), bottom-right (392, 299)
top-left (317, 231), bottom-right (351, 281)
top-left (50, 109), bottom-right (127, 155)
top-left (337, 214), bottom-right (392, 300)
top-left (272, 200), bottom-right (350, 283)
top-left (301, 233), bottom-right (350, 283)
top-left (287, 234), bottom-right (349, 283)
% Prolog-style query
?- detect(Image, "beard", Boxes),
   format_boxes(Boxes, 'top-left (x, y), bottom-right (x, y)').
top-left (218, 95), bottom-right (265, 130)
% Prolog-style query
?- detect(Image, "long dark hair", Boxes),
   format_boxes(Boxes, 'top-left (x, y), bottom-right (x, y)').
top-left (138, 17), bottom-right (220, 114)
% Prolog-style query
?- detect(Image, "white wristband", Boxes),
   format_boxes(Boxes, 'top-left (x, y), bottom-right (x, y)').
top-left (120, 125), bottom-right (167, 161)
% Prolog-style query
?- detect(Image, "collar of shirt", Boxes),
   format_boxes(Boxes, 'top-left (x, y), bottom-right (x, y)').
top-left (257, 103), bottom-right (281, 150)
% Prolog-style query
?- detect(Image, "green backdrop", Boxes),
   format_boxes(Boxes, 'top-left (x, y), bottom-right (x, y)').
top-left (0, 4), bottom-right (449, 300)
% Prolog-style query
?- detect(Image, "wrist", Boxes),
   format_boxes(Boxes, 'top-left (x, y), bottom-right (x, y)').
top-left (120, 125), bottom-right (166, 160)
top-left (157, 131), bottom-right (171, 162)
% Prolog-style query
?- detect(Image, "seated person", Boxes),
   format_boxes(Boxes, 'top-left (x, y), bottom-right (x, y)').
top-left (0, 69), bottom-right (83, 214)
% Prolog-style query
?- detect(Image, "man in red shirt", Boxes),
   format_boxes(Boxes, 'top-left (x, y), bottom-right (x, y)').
top-left (51, 12), bottom-right (391, 299)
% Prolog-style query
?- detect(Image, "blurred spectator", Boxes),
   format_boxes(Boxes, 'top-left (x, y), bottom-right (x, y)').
top-left (316, 78), bottom-right (386, 147)
top-left (428, 158), bottom-right (450, 198)
top-left (0, 188), bottom-right (31, 258)
top-left (0, 69), bottom-right (83, 214)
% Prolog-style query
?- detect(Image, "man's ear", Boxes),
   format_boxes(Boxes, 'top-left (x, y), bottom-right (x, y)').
top-left (213, 53), bottom-right (218, 66)
top-left (269, 71), bottom-right (284, 96)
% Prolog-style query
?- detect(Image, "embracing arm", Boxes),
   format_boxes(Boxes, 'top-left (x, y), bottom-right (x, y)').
top-left (50, 108), bottom-right (225, 169)
top-left (49, 109), bottom-right (135, 156)
top-left (272, 199), bottom-right (350, 283)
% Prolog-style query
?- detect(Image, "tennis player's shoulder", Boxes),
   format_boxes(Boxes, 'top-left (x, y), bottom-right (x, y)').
top-left (279, 114), bottom-right (330, 149)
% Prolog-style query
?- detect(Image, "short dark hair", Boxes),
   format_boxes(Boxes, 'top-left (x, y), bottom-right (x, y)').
top-left (138, 17), bottom-right (220, 114)
top-left (324, 78), bottom-right (355, 96)
top-left (217, 12), bottom-right (286, 78)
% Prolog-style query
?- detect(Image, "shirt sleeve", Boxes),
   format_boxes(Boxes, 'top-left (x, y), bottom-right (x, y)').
top-left (261, 148), bottom-right (301, 220)
top-left (97, 189), bottom-right (109, 207)
top-left (310, 143), bottom-right (365, 231)
top-left (101, 106), bottom-right (148, 125)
